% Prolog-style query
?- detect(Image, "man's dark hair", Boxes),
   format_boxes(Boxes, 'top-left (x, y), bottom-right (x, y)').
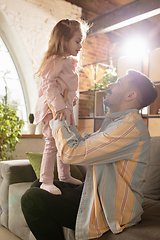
top-left (127, 69), bottom-right (158, 109)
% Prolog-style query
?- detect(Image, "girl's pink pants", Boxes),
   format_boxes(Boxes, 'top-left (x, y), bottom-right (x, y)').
top-left (40, 114), bottom-right (70, 183)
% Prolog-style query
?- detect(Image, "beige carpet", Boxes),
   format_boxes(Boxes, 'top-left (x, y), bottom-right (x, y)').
top-left (0, 225), bottom-right (21, 240)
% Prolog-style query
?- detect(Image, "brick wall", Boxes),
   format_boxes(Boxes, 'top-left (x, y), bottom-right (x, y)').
top-left (78, 32), bottom-right (119, 119)
top-left (79, 33), bottom-right (118, 91)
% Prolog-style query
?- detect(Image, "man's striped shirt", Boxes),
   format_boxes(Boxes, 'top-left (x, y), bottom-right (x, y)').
top-left (50, 109), bottom-right (150, 240)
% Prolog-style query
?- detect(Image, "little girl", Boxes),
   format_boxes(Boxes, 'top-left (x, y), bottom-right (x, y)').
top-left (35, 19), bottom-right (89, 195)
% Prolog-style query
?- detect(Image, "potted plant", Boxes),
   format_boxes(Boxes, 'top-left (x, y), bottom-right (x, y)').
top-left (27, 113), bottom-right (36, 134)
top-left (101, 68), bottom-right (117, 93)
top-left (89, 68), bottom-right (117, 92)
top-left (0, 102), bottom-right (24, 161)
top-left (85, 67), bottom-right (117, 115)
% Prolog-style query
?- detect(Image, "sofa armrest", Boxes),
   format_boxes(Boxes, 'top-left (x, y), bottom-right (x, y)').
top-left (0, 160), bottom-right (36, 184)
top-left (0, 160), bottom-right (36, 228)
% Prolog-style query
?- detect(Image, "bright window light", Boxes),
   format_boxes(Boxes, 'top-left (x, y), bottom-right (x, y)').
top-left (123, 37), bottom-right (148, 61)
top-left (0, 37), bottom-right (27, 123)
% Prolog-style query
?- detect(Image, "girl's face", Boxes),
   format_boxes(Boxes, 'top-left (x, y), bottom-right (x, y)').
top-left (66, 31), bottom-right (82, 56)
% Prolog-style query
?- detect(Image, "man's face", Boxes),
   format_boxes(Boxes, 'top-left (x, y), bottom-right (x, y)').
top-left (104, 74), bottom-right (133, 112)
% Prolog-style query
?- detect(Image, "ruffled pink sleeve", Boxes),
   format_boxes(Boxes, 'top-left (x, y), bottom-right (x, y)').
top-left (41, 57), bottom-right (66, 112)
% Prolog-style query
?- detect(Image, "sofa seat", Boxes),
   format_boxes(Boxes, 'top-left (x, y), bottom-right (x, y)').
top-left (6, 182), bottom-right (160, 240)
top-left (92, 197), bottom-right (160, 240)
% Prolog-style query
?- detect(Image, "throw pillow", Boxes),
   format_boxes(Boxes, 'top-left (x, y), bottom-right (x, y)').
top-left (26, 152), bottom-right (84, 182)
top-left (26, 152), bottom-right (42, 179)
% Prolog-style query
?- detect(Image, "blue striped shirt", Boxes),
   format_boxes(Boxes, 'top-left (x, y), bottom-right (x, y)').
top-left (50, 109), bottom-right (150, 240)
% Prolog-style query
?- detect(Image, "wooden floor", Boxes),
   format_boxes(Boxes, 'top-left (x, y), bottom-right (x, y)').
top-left (0, 225), bottom-right (21, 240)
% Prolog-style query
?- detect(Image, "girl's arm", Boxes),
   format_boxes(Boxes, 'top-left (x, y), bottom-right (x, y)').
top-left (41, 57), bottom-right (67, 112)
top-left (54, 89), bottom-right (68, 120)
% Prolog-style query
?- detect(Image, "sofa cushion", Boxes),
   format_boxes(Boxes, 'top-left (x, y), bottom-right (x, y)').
top-left (91, 198), bottom-right (160, 240)
top-left (63, 198), bottom-right (160, 240)
top-left (26, 152), bottom-right (42, 179)
top-left (9, 182), bottom-right (36, 240)
top-left (143, 137), bottom-right (160, 200)
top-left (0, 160), bottom-right (36, 229)
top-left (26, 152), bottom-right (84, 182)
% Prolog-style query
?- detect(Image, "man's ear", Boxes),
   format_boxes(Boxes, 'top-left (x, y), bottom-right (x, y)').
top-left (125, 91), bottom-right (137, 101)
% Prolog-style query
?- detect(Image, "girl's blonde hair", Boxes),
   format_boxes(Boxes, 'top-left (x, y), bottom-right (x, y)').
top-left (37, 19), bottom-right (89, 76)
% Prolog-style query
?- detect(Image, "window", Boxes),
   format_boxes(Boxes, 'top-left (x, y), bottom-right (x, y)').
top-left (0, 37), bottom-right (27, 123)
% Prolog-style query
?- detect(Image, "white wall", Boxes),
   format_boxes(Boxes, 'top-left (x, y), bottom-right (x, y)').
top-left (12, 137), bottom-right (45, 159)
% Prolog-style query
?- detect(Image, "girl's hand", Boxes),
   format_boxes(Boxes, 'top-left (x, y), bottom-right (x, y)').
top-left (53, 88), bottom-right (68, 121)
top-left (44, 99), bottom-right (66, 121)
top-left (43, 95), bottom-right (56, 117)
top-left (73, 95), bottom-right (78, 107)
top-left (61, 89), bottom-right (68, 103)
top-left (54, 108), bottom-right (67, 121)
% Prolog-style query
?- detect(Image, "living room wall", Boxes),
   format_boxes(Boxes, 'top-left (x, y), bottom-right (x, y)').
top-left (0, 0), bottom-right (116, 158)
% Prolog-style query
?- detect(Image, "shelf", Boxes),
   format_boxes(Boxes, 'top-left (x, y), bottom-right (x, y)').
top-left (79, 90), bottom-right (107, 117)
top-left (78, 119), bottom-right (94, 135)
top-left (79, 116), bottom-right (105, 119)
top-left (95, 90), bottom-right (106, 117)
top-left (148, 114), bottom-right (160, 117)
top-left (95, 116), bottom-right (105, 118)
top-left (148, 118), bottom-right (160, 137)
top-left (79, 90), bottom-right (107, 132)
top-left (149, 83), bottom-right (160, 115)
top-left (20, 134), bottom-right (43, 138)
top-left (79, 116), bottom-right (94, 119)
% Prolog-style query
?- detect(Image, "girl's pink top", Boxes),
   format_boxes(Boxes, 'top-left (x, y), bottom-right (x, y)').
top-left (35, 56), bottom-right (78, 125)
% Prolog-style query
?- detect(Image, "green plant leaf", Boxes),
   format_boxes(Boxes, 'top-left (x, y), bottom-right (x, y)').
top-left (0, 102), bottom-right (24, 160)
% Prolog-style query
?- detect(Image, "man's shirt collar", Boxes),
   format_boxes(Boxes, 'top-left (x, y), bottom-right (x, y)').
top-left (106, 109), bottom-right (138, 120)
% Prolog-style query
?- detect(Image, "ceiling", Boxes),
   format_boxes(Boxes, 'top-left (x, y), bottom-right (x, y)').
top-left (65, 0), bottom-right (135, 19)
top-left (65, 0), bottom-right (160, 50)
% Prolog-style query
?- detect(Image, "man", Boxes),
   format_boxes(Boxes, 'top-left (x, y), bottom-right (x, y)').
top-left (21, 70), bottom-right (157, 240)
